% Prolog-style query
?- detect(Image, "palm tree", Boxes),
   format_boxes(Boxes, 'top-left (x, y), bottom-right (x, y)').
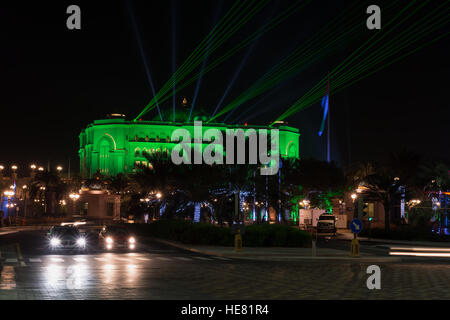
top-left (133, 153), bottom-right (177, 195)
top-left (417, 161), bottom-right (450, 193)
top-left (350, 150), bottom-right (422, 232)
top-left (106, 173), bottom-right (130, 195)
top-left (171, 163), bottom-right (227, 222)
top-left (30, 170), bottom-right (66, 216)
top-left (282, 158), bottom-right (345, 214)
top-left (363, 167), bottom-right (400, 232)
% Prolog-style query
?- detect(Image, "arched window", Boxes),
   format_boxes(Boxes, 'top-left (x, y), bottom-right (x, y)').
top-left (99, 139), bottom-right (111, 174)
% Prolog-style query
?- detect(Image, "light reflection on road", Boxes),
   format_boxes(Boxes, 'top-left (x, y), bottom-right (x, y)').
top-left (39, 254), bottom-right (147, 290)
top-left (0, 266), bottom-right (16, 290)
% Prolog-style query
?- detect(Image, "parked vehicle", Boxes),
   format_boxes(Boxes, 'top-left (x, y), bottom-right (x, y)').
top-left (316, 214), bottom-right (337, 235)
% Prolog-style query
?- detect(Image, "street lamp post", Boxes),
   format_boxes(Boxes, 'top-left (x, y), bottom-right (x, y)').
top-left (30, 164), bottom-right (37, 178)
top-left (69, 193), bottom-right (80, 216)
top-left (351, 193), bottom-right (358, 219)
top-left (11, 165), bottom-right (18, 183)
top-left (155, 192), bottom-right (162, 220)
top-left (22, 185), bottom-right (28, 220)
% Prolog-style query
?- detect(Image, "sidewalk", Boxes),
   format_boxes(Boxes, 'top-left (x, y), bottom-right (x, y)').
top-left (336, 230), bottom-right (450, 247)
top-left (0, 226), bottom-right (51, 235)
top-left (149, 237), bottom-right (401, 262)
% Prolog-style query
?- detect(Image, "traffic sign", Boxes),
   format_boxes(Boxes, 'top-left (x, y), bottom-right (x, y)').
top-left (350, 219), bottom-right (363, 234)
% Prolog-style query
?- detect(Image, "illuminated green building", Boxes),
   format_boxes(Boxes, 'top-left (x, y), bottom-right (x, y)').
top-left (79, 111), bottom-right (300, 178)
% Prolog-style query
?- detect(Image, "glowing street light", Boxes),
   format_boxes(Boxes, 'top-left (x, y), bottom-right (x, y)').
top-left (351, 193), bottom-right (357, 201)
top-left (69, 193), bottom-right (80, 216)
top-left (156, 192), bottom-right (162, 199)
top-left (4, 191), bottom-right (14, 197)
top-left (38, 167), bottom-right (44, 172)
top-left (30, 164), bottom-right (37, 170)
top-left (57, 166), bottom-right (63, 172)
top-left (69, 193), bottom-right (80, 201)
top-left (407, 199), bottom-right (421, 208)
top-left (11, 165), bottom-right (18, 171)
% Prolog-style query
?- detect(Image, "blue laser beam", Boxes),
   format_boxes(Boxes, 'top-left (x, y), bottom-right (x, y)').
top-left (231, 89), bottom-right (277, 124)
top-left (189, 1), bottom-right (224, 122)
top-left (212, 41), bottom-right (257, 120)
top-left (126, 1), bottom-right (162, 121)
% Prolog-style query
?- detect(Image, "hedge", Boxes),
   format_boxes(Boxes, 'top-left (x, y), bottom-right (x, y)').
top-left (130, 220), bottom-right (312, 247)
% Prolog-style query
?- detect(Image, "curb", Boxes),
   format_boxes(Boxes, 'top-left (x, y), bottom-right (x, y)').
top-left (336, 236), bottom-right (450, 248)
top-left (149, 237), bottom-right (402, 263)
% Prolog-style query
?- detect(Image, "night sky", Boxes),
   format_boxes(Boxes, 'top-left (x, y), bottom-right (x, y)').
top-left (1, 0), bottom-right (448, 176)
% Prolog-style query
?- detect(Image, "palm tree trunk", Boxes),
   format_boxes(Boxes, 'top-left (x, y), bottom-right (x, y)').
top-left (383, 199), bottom-right (391, 232)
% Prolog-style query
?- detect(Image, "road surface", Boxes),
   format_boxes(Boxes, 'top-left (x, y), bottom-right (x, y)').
top-left (1, 229), bottom-right (449, 299)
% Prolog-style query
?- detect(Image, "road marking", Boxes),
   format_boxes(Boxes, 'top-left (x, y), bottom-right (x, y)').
top-left (5, 258), bottom-right (18, 263)
top-left (94, 257), bottom-right (107, 261)
top-left (0, 266), bottom-right (16, 290)
top-left (50, 258), bottom-right (64, 262)
top-left (115, 257), bottom-right (132, 262)
top-left (156, 257), bottom-right (171, 261)
top-left (136, 257), bottom-right (151, 261)
top-left (15, 243), bottom-right (23, 260)
top-left (213, 257), bottom-right (231, 261)
top-left (15, 243), bottom-right (26, 266)
top-left (73, 257), bottom-right (87, 262)
top-left (193, 256), bottom-right (213, 261)
top-left (29, 258), bottom-right (42, 263)
top-left (174, 257), bottom-right (192, 261)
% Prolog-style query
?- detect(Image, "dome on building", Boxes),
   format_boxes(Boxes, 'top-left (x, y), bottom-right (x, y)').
top-left (150, 98), bottom-right (211, 123)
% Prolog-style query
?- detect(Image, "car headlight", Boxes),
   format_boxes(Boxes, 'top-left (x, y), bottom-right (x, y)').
top-left (106, 237), bottom-right (113, 244)
top-left (128, 237), bottom-right (136, 244)
top-left (50, 238), bottom-right (61, 247)
top-left (77, 237), bottom-right (86, 246)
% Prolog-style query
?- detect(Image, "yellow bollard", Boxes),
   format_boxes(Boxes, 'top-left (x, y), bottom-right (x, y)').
top-left (350, 238), bottom-right (360, 257)
top-left (234, 229), bottom-right (242, 252)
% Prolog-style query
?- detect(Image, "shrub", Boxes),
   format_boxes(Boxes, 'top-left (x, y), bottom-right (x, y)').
top-left (244, 224), bottom-right (311, 247)
top-left (131, 220), bottom-right (311, 247)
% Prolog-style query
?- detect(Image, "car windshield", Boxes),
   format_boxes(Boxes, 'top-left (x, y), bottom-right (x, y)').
top-left (52, 227), bottom-right (79, 236)
top-left (106, 227), bottom-right (129, 236)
